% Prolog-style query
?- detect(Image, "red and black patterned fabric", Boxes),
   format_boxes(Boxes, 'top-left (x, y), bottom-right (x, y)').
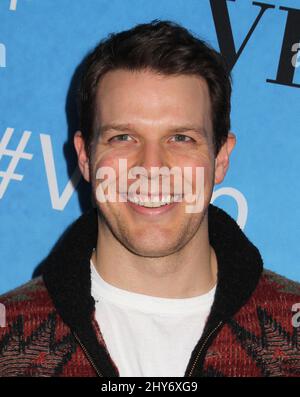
top-left (1, 204), bottom-right (300, 377)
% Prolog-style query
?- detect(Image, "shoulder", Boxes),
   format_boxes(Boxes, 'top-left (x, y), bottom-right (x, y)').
top-left (234, 267), bottom-right (300, 325)
top-left (0, 276), bottom-right (56, 338)
top-left (261, 269), bottom-right (300, 296)
top-left (206, 269), bottom-right (300, 377)
top-left (0, 276), bottom-right (53, 312)
top-left (0, 277), bottom-right (77, 376)
top-left (256, 268), bottom-right (300, 304)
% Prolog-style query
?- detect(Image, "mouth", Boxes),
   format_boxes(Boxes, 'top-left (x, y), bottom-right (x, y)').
top-left (120, 193), bottom-right (183, 215)
top-left (127, 194), bottom-right (182, 207)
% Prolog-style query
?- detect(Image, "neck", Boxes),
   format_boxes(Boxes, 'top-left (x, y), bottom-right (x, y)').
top-left (91, 213), bottom-right (218, 299)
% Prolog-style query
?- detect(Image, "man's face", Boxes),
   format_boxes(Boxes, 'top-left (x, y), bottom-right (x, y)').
top-left (85, 69), bottom-right (226, 257)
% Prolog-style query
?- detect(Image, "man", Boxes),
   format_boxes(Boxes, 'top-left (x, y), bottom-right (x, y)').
top-left (0, 20), bottom-right (300, 377)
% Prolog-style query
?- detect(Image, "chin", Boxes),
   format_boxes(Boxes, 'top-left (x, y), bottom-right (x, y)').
top-left (123, 236), bottom-right (183, 258)
top-left (128, 247), bottom-right (177, 258)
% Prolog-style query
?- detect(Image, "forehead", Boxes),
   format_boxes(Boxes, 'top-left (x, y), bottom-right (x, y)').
top-left (94, 69), bottom-right (212, 132)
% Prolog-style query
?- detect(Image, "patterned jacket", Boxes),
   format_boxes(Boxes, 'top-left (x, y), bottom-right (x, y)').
top-left (1, 204), bottom-right (300, 377)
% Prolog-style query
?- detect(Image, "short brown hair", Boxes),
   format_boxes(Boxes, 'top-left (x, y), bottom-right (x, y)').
top-left (77, 19), bottom-right (232, 157)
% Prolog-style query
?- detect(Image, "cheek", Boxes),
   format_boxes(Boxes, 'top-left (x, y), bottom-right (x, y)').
top-left (192, 162), bottom-right (214, 198)
top-left (91, 144), bottom-right (137, 178)
top-left (90, 152), bottom-right (117, 201)
top-left (201, 157), bottom-right (215, 185)
top-left (175, 153), bottom-right (215, 191)
top-left (91, 147), bottom-right (121, 179)
top-left (91, 151), bottom-right (135, 200)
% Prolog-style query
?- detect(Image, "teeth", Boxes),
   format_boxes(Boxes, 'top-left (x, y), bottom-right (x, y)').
top-left (126, 194), bottom-right (182, 208)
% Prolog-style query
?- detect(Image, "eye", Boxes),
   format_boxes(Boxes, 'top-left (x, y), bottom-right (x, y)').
top-left (108, 134), bottom-right (134, 142)
top-left (170, 134), bottom-right (195, 143)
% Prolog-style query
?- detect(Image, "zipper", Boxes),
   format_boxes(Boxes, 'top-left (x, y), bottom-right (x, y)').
top-left (187, 320), bottom-right (223, 377)
top-left (74, 320), bottom-right (223, 378)
top-left (73, 331), bottom-right (103, 377)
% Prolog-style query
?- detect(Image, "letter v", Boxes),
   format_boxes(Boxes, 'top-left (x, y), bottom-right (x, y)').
top-left (40, 134), bottom-right (81, 210)
top-left (210, 0), bottom-right (275, 70)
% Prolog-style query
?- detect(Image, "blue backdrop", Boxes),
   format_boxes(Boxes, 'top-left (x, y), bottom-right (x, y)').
top-left (1, 0), bottom-right (300, 293)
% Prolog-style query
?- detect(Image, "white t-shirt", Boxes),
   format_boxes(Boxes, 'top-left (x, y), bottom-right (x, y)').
top-left (90, 259), bottom-right (216, 377)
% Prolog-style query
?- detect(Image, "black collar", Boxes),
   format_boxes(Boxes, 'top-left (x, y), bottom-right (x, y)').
top-left (42, 203), bottom-right (263, 376)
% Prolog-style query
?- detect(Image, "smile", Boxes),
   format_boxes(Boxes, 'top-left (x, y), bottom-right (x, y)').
top-left (126, 194), bottom-right (182, 208)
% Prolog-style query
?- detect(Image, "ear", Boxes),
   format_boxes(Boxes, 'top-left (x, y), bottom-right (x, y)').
top-left (74, 130), bottom-right (90, 183)
top-left (214, 132), bottom-right (236, 185)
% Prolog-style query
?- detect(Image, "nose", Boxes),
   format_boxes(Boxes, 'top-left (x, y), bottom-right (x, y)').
top-left (138, 141), bottom-right (167, 171)
top-left (135, 142), bottom-right (173, 195)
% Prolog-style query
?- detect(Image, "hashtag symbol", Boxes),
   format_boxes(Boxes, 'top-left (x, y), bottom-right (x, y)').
top-left (0, 128), bottom-right (33, 199)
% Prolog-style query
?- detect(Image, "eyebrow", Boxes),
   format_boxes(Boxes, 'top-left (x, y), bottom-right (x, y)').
top-left (97, 123), bottom-right (208, 138)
